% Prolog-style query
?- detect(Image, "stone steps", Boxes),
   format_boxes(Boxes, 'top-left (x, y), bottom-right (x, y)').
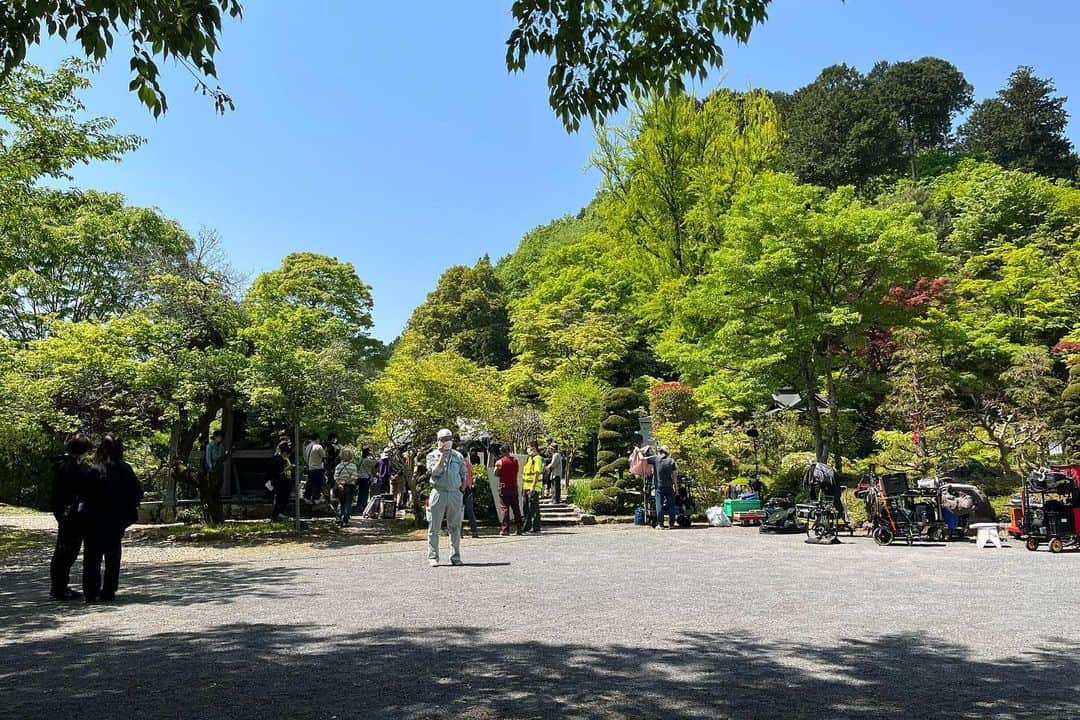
top-left (538, 498), bottom-right (583, 524)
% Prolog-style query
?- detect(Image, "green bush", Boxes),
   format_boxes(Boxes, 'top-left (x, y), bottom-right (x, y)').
top-left (597, 456), bottom-right (629, 476)
top-left (601, 415), bottom-right (632, 430)
top-left (589, 477), bottom-right (611, 490)
top-left (841, 488), bottom-right (867, 526)
top-left (596, 429), bottom-right (623, 443)
top-left (473, 477), bottom-right (498, 522)
top-left (589, 491), bottom-right (618, 516)
top-left (772, 452), bottom-right (816, 500)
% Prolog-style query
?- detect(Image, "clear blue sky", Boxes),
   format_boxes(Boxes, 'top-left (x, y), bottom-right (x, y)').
top-left (26, 0), bottom-right (1080, 341)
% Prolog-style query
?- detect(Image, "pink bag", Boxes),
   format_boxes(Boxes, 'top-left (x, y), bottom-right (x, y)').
top-left (629, 447), bottom-right (649, 478)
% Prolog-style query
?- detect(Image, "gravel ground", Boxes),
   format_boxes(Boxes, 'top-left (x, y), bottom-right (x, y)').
top-left (2, 513), bottom-right (1078, 720)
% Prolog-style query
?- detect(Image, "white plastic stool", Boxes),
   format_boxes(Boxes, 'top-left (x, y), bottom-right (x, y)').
top-left (971, 522), bottom-right (1002, 549)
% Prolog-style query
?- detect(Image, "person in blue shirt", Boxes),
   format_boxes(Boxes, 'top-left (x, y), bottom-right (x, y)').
top-left (425, 428), bottom-right (466, 567)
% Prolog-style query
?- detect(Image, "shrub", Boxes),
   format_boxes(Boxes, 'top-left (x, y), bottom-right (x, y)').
top-left (589, 491), bottom-right (618, 515)
top-left (597, 456), bottom-right (629, 476)
top-left (841, 488), bottom-right (867, 526)
top-left (589, 477), bottom-right (611, 490)
top-left (649, 382), bottom-right (699, 427)
top-left (772, 452), bottom-right (817, 500)
top-left (473, 477), bottom-right (498, 522)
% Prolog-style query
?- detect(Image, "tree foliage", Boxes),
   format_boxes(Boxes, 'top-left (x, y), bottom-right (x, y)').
top-left (961, 66), bottom-right (1079, 179)
top-left (506, 0), bottom-right (772, 131)
top-left (0, 1), bottom-right (243, 116)
top-left (405, 255), bottom-right (511, 369)
top-left (778, 64), bottom-right (904, 188)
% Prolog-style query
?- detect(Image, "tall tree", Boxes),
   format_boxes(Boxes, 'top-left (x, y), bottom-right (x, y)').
top-left (0, 1), bottom-right (242, 115)
top-left (869, 57), bottom-right (973, 179)
top-left (961, 66), bottom-right (1078, 179)
top-left (0, 190), bottom-right (192, 341)
top-left (660, 172), bottom-right (941, 465)
top-left (779, 64), bottom-right (905, 188)
top-left (595, 89), bottom-right (781, 277)
top-left (542, 373), bottom-right (609, 476)
top-left (405, 255), bottom-right (512, 369)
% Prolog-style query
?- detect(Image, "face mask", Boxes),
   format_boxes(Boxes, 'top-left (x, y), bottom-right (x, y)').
top-left (438, 439), bottom-right (452, 451)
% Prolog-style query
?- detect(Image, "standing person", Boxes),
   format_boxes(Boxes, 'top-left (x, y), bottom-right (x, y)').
top-left (81, 435), bottom-right (143, 603)
top-left (206, 430), bottom-right (226, 495)
top-left (494, 446), bottom-right (523, 536)
top-left (269, 441), bottom-right (293, 521)
top-left (303, 433), bottom-right (326, 506)
top-left (541, 438), bottom-right (553, 498)
top-left (355, 447), bottom-right (377, 516)
top-left (375, 450), bottom-right (392, 497)
top-left (462, 449), bottom-right (479, 539)
top-left (545, 442), bottom-right (565, 504)
top-left (334, 447), bottom-right (360, 526)
top-left (647, 446), bottom-right (678, 529)
top-left (522, 441), bottom-right (544, 533)
top-left (425, 429), bottom-right (466, 567)
top-left (324, 433), bottom-right (341, 505)
top-left (49, 433), bottom-right (93, 600)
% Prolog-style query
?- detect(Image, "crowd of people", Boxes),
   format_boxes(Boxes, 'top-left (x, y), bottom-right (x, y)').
top-left (49, 433), bottom-right (144, 603)
top-left (45, 424), bottom-right (603, 593)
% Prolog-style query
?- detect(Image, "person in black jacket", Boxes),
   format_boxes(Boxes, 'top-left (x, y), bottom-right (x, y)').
top-left (49, 433), bottom-right (93, 600)
top-left (81, 435), bottom-right (143, 603)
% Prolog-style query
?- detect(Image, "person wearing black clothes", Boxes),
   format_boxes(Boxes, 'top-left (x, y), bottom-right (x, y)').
top-left (647, 446), bottom-right (678, 529)
top-left (81, 435), bottom-right (143, 603)
top-left (269, 442), bottom-right (293, 521)
top-left (49, 433), bottom-right (93, 600)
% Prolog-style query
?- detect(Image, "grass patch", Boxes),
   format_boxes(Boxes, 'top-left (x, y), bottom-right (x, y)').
top-left (0, 527), bottom-right (52, 561)
top-left (128, 518), bottom-right (423, 546)
top-left (0, 504), bottom-right (44, 516)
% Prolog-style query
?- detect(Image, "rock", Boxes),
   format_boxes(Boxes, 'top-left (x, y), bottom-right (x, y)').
top-left (579, 513), bottom-right (597, 525)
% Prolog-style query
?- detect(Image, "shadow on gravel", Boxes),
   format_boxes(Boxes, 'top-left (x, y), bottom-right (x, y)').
top-left (0, 560), bottom-right (301, 638)
top-left (1, 623), bottom-right (1077, 720)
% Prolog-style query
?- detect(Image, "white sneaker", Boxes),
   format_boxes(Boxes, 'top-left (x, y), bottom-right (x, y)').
top-left (428, 559), bottom-right (438, 567)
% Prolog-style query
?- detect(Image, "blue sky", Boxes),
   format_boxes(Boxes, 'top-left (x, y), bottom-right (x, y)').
top-left (26, 0), bottom-right (1080, 341)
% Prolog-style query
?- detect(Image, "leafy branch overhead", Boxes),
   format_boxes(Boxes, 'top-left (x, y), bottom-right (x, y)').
top-left (507, 0), bottom-right (772, 131)
top-left (0, 0), bottom-right (243, 116)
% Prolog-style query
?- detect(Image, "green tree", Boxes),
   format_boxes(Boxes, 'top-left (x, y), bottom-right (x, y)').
top-left (0, 1), bottom-right (243, 116)
top-left (778, 64), bottom-right (904, 188)
top-left (0, 189), bottom-right (192, 341)
top-left (660, 172), bottom-right (941, 466)
top-left (869, 57), bottom-right (973, 179)
top-left (506, 229), bottom-right (648, 392)
top-left (961, 66), bottom-right (1079, 179)
top-left (542, 373), bottom-right (609, 477)
top-left (594, 89), bottom-right (782, 278)
top-left (242, 254), bottom-right (377, 526)
top-left (928, 161), bottom-right (1080, 377)
top-left (496, 207), bottom-right (602, 299)
top-left (405, 255), bottom-right (512, 369)
top-left (0, 59), bottom-right (141, 190)
top-left (507, 0), bottom-right (772, 131)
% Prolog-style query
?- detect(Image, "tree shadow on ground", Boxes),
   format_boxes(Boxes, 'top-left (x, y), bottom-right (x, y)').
top-left (0, 559), bottom-right (302, 638)
top-left (1, 621), bottom-right (1077, 720)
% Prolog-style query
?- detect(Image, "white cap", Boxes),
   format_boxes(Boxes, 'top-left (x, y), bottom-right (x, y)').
top-left (437, 428), bottom-right (453, 440)
top-left (659, 446), bottom-right (670, 454)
